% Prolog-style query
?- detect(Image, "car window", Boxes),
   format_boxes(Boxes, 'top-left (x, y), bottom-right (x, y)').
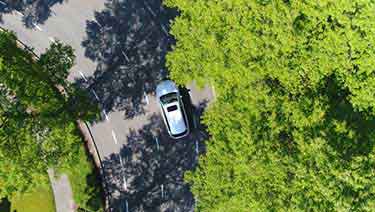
top-left (167, 105), bottom-right (178, 112)
top-left (160, 92), bottom-right (178, 104)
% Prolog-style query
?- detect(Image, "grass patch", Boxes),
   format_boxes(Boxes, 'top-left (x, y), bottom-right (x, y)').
top-left (11, 184), bottom-right (55, 212)
top-left (65, 145), bottom-right (104, 212)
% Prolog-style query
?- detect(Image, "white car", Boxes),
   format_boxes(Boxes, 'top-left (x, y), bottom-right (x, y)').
top-left (156, 80), bottom-right (190, 139)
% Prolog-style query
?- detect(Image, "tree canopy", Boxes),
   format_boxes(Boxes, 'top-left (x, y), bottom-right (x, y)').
top-left (0, 30), bottom-right (89, 198)
top-left (165, 0), bottom-right (375, 211)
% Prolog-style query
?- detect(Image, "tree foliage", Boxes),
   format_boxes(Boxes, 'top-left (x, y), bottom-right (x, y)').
top-left (39, 40), bottom-right (75, 86)
top-left (165, 0), bottom-right (375, 211)
top-left (0, 30), bottom-right (85, 198)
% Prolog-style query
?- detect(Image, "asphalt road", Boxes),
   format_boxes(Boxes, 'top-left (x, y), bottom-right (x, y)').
top-left (0, 0), bottom-right (213, 211)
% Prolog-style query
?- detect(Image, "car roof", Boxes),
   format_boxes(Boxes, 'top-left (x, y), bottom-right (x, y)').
top-left (163, 102), bottom-right (187, 135)
top-left (156, 80), bottom-right (178, 98)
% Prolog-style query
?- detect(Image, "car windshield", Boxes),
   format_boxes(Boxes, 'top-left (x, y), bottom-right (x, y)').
top-left (160, 92), bottom-right (178, 104)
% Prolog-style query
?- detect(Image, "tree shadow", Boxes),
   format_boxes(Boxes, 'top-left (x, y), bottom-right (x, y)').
top-left (101, 109), bottom-right (210, 211)
top-left (0, 0), bottom-right (67, 28)
top-left (0, 197), bottom-right (11, 212)
top-left (323, 75), bottom-right (375, 160)
top-left (81, 0), bottom-right (177, 119)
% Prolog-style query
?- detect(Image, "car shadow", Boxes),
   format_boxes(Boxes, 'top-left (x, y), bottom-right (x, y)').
top-left (80, 0), bottom-right (178, 121)
top-left (0, 0), bottom-right (66, 28)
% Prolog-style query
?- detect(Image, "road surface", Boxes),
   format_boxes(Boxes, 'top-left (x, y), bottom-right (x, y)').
top-left (0, 0), bottom-right (213, 211)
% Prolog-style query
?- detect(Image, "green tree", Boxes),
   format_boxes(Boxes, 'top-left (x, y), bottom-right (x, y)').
top-left (38, 40), bottom-right (75, 86)
top-left (165, 0), bottom-right (375, 211)
top-left (0, 30), bottom-right (82, 198)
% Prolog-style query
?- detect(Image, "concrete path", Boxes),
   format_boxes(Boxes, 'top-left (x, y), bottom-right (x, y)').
top-left (48, 169), bottom-right (75, 212)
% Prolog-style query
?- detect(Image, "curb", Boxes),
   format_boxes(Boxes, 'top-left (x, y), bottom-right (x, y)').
top-left (77, 120), bottom-right (112, 211)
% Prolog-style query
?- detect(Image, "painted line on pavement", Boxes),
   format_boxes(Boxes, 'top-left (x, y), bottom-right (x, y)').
top-left (111, 130), bottom-right (118, 144)
top-left (103, 109), bottom-right (109, 121)
top-left (33, 23), bottom-right (43, 31)
top-left (154, 135), bottom-right (160, 151)
top-left (144, 92), bottom-right (149, 105)
top-left (123, 176), bottom-right (128, 191)
top-left (144, 1), bottom-right (156, 17)
top-left (15, 11), bottom-right (23, 16)
top-left (161, 184), bottom-right (164, 199)
top-left (91, 90), bottom-right (100, 101)
top-left (125, 200), bottom-right (129, 212)
top-left (121, 50), bottom-right (129, 62)
top-left (96, 20), bottom-right (102, 28)
top-left (195, 140), bottom-right (199, 154)
top-left (193, 115), bottom-right (198, 129)
top-left (79, 71), bottom-right (88, 82)
top-left (119, 155), bottom-right (124, 167)
top-left (161, 24), bottom-right (169, 36)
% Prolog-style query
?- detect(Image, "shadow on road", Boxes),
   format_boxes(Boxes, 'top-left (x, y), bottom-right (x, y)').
top-left (80, 0), bottom-right (177, 120)
top-left (0, 0), bottom-right (67, 27)
top-left (102, 114), bottom-right (200, 211)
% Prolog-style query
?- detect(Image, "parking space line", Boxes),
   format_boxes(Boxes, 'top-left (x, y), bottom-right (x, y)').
top-left (121, 50), bottom-right (130, 62)
top-left (144, 1), bottom-right (156, 17)
top-left (119, 155), bottom-right (124, 167)
top-left (91, 89), bottom-right (100, 101)
top-left (125, 200), bottom-right (129, 212)
top-left (79, 71), bottom-right (88, 82)
top-left (154, 135), bottom-right (160, 150)
top-left (96, 20), bottom-right (102, 28)
top-left (193, 115), bottom-right (198, 129)
top-left (161, 184), bottom-right (164, 199)
top-left (103, 109), bottom-right (109, 121)
top-left (33, 23), bottom-right (43, 31)
top-left (111, 130), bottom-right (118, 144)
top-left (161, 24), bottom-right (169, 36)
top-left (144, 92), bottom-right (149, 105)
top-left (15, 11), bottom-right (23, 16)
top-left (123, 176), bottom-right (128, 191)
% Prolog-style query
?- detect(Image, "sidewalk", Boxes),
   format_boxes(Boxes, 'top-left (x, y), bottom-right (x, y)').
top-left (48, 169), bottom-right (76, 212)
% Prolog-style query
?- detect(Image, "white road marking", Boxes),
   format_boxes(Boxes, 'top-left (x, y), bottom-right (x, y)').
top-left (96, 20), bottom-right (102, 28)
top-left (161, 24), bottom-right (169, 36)
top-left (154, 136), bottom-right (160, 151)
top-left (91, 90), bottom-right (100, 101)
top-left (15, 11), bottom-right (23, 16)
top-left (123, 176), bottom-right (128, 191)
top-left (103, 109), bottom-right (109, 121)
top-left (33, 23), bottom-right (43, 31)
top-left (193, 115), bottom-right (198, 129)
top-left (119, 155), bottom-right (124, 167)
top-left (144, 2), bottom-right (156, 17)
top-left (161, 184), bottom-right (164, 199)
top-left (144, 92), bottom-right (149, 105)
top-left (121, 51), bottom-right (129, 62)
top-left (125, 200), bottom-right (129, 212)
top-left (111, 130), bottom-right (118, 144)
top-left (48, 37), bottom-right (55, 42)
top-left (195, 140), bottom-right (199, 154)
top-left (79, 71), bottom-right (88, 82)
